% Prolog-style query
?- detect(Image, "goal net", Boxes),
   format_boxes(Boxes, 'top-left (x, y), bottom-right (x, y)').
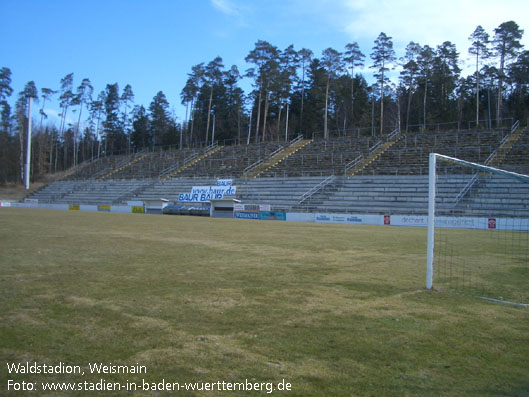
top-left (426, 153), bottom-right (529, 305)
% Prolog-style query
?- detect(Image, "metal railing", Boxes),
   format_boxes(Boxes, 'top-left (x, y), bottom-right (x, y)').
top-left (243, 149), bottom-right (280, 175)
top-left (387, 128), bottom-right (401, 142)
top-left (205, 140), bottom-right (219, 152)
top-left (183, 152), bottom-right (199, 165)
top-left (344, 154), bottom-right (364, 175)
top-left (289, 134), bottom-right (304, 145)
top-left (92, 157), bottom-right (131, 180)
top-left (452, 120), bottom-right (519, 207)
top-left (158, 162), bottom-right (181, 179)
top-left (242, 135), bottom-right (302, 176)
top-left (298, 174), bottom-right (337, 204)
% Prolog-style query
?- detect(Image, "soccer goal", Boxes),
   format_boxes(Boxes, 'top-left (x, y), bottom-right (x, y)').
top-left (426, 153), bottom-right (529, 306)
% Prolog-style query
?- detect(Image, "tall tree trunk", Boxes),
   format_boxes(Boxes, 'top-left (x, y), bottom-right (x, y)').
top-left (189, 97), bottom-right (195, 147)
top-left (423, 80), bottom-right (428, 130)
top-left (350, 70), bottom-right (355, 129)
top-left (182, 102), bottom-right (188, 150)
top-left (496, 54), bottom-right (505, 127)
top-left (96, 110), bottom-right (102, 158)
top-left (55, 107), bottom-right (66, 173)
top-left (61, 105), bottom-right (69, 171)
top-left (324, 76), bottom-right (330, 140)
top-left (475, 53), bottom-right (480, 127)
top-left (237, 103), bottom-right (241, 145)
top-left (49, 129), bottom-right (54, 173)
top-left (380, 69), bottom-right (384, 136)
top-left (75, 103), bottom-right (83, 167)
top-left (276, 100), bottom-right (282, 142)
top-left (397, 93), bottom-right (401, 132)
top-left (406, 82), bottom-right (413, 133)
top-left (254, 76), bottom-right (263, 143)
top-left (205, 86), bottom-right (213, 145)
top-left (300, 69), bottom-right (305, 134)
top-left (262, 88), bottom-right (270, 142)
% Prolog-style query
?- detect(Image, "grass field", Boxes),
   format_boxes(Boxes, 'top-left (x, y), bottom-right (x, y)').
top-left (1, 208), bottom-right (528, 396)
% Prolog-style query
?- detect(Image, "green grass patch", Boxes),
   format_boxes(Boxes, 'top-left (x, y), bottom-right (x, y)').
top-left (1, 208), bottom-right (528, 396)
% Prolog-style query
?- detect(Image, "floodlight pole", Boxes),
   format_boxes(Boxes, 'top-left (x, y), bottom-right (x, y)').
top-left (24, 97), bottom-right (33, 190)
top-left (426, 152), bottom-right (436, 289)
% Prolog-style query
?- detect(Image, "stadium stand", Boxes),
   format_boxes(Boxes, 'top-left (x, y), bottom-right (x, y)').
top-left (24, 126), bottom-right (529, 216)
top-left (64, 153), bottom-right (133, 181)
top-left (357, 129), bottom-right (507, 175)
top-left (258, 135), bottom-right (384, 177)
top-left (492, 127), bottom-right (529, 174)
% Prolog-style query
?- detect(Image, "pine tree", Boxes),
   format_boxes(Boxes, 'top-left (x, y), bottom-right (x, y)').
top-left (223, 65), bottom-right (244, 143)
top-left (321, 48), bottom-right (344, 139)
top-left (433, 41), bottom-right (460, 122)
top-left (344, 42), bottom-right (365, 128)
top-left (73, 78), bottom-right (93, 165)
top-left (297, 48), bottom-right (313, 134)
top-left (469, 26), bottom-right (490, 126)
top-left (58, 73), bottom-right (74, 171)
top-left (121, 84), bottom-right (134, 152)
top-left (89, 91), bottom-right (104, 158)
top-left (492, 21), bottom-right (524, 126)
top-left (149, 91), bottom-right (171, 150)
top-left (275, 45), bottom-right (298, 141)
top-left (417, 45), bottom-right (435, 128)
top-left (103, 83), bottom-right (121, 153)
top-left (204, 57), bottom-right (224, 145)
top-left (370, 33), bottom-right (396, 135)
top-left (0, 67), bottom-right (13, 183)
top-left (245, 40), bottom-right (278, 142)
top-left (16, 82), bottom-right (38, 182)
top-left (400, 42), bottom-right (421, 132)
top-left (181, 63), bottom-right (204, 146)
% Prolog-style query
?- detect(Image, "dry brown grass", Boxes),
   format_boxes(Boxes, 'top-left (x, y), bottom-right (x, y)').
top-left (1, 208), bottom-right (528, 396)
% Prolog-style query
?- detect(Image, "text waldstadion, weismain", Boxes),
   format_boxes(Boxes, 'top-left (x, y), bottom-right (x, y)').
top-left (6, 362), bottom-right (147, 375)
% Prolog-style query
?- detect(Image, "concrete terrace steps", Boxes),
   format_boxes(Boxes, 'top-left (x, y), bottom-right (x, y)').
top-left (26, 181), bottom-right (90, 203)
top-left (24, 173), bottom-right (529, 217)
top-left (54, 180), bottom-right (149, 205)
top-left (293, 175), bottom-right (470, 214)
top-left (133, 177), bottom-right (217, 202)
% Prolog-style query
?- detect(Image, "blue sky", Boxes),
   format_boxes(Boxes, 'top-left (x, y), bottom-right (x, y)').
top-left (1, 0), bottom-right (528, 125)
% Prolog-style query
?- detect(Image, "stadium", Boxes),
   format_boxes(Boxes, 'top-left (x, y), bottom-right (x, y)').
top-left (2, 121), bottom-right (529, 396)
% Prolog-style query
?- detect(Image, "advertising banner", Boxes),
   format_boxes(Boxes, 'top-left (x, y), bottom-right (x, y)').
top-left (259, 211), bottom-right (286, 221)
top-left (178, 185), bottom-right (237, 203)
top-left (235, 211), bottom-right (259, 220)
top-left (216, 179), bottom-right (233, 187)
top-left (314, 213), bottom-right (382, 225)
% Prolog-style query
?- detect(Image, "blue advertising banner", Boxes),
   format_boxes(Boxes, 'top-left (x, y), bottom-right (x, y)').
top-left (235, 211), bottom-right (259, 220)
top-left (178, 185), bottom-right (237, 203)
top-left (259, 211), bottom-right (286, 221)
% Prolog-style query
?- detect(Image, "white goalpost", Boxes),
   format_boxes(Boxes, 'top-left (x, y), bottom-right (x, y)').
top-left (426, 153), bottom-right (529, 306)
